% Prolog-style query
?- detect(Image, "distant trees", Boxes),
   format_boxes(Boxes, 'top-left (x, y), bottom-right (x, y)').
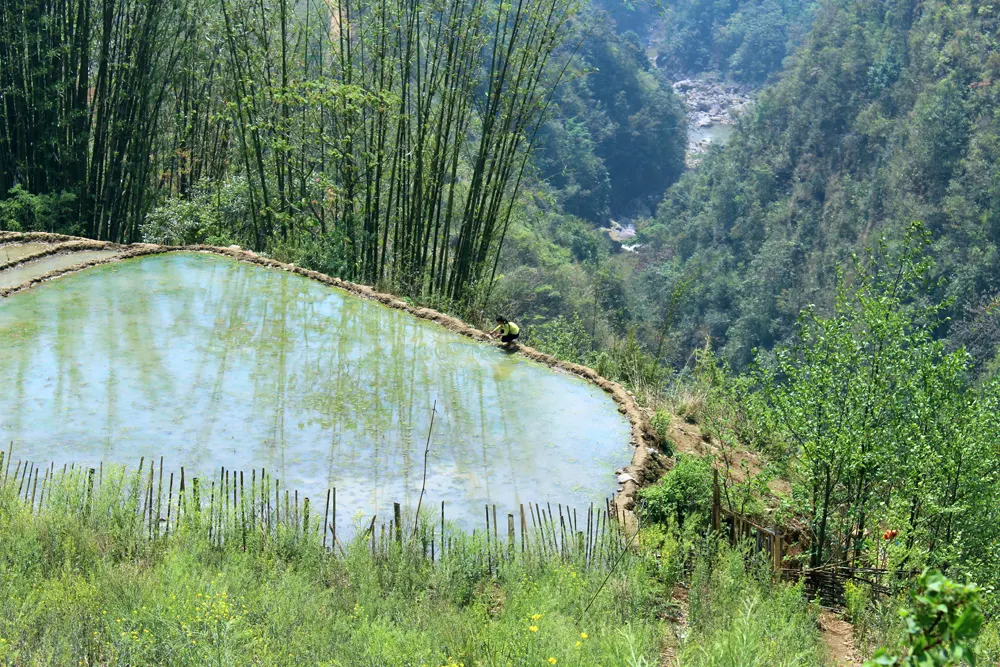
top-left (534, 20), bottom-right (686, 222)
top-left (634, 0), bottom-right (1000, 371)
top-left (656, 0), bottom-right (814, 83)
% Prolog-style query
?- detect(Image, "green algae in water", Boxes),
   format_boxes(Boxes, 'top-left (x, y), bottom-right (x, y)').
top-left (0, 253), bottom-right (631, 529)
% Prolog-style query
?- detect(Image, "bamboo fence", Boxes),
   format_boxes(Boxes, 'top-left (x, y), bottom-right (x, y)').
top-left (0, 446), bottom-right (630, 571)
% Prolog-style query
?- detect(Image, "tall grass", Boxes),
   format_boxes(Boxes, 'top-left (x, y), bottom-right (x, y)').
top-left (0, 467), bottom-right (666, 666)
top-left (677, 541), bottom-right (827, 667)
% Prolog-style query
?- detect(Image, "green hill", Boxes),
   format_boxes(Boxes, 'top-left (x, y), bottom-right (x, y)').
top-left (638, 0), bottom-right (1000, 371)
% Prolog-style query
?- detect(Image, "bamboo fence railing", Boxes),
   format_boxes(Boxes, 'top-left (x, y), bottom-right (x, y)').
top-left (0, 446), bottom-right (630, 571)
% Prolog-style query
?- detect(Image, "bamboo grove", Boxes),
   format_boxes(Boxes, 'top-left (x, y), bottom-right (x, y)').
top-left (0, 0), bottom-right (578, 301)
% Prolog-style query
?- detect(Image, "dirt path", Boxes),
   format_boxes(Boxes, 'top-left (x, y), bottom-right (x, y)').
top-left (818, 610), bottom-right (860, 666)
top-left (659, 585), bottom-right (688, 667)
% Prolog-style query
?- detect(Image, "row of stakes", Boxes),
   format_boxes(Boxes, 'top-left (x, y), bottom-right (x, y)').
top-left (0, 447), bottom-right (631, 571)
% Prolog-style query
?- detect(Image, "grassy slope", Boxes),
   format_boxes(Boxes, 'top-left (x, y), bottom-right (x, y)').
top-left (0, 466), bottom-right (833, 666)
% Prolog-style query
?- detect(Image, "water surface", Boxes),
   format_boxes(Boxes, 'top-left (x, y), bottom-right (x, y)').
top-left (689, 123), bottom-right (736, 147)
top-left (0, 243), bottom-right (51, 265)
top-left (0, 250), bottom-right (120, 288)
top-left (0, 253), bottom-right (631, 528)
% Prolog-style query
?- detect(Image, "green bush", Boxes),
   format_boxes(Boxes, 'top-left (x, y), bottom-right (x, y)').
top-left (142, 180), bottom-right (249, 247)
top-left (650, 409), bottom-right (674, 454)
top-left (864, 570), bottom-right (983, 667)
top-left (525, 314), bottom-right (594, 365)
top-left (639, 455), bottom-right (713, 528)
top-left (0, 185), bottom-right (77, 233)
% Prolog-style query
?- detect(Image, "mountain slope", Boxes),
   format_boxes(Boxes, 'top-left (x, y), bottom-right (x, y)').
top-left (639, 0), bottom-right (1000, 370)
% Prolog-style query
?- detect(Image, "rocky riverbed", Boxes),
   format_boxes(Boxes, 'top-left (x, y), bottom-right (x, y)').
top-left (673, 77), bottom-right (752, 127)
top-left (671, 76), bottom-right (752, 163)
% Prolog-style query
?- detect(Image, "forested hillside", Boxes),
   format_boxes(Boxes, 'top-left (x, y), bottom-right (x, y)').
top-left (654, 0), bottom-right (816, 83)
top-left (638, 0), bottom-right (1000, 372)
top-left (534, 20), bottom-right (686, 223)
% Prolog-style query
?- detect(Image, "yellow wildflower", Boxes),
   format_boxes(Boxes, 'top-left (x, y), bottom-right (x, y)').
top-left (580, 632), bottom-right (588, 639)
top-left (575, 642), bottom-right (581, 647)
top-left (548, 658), bottom-right (558, 665)
top-left (531, 613), bottom-right (542, 621)
top-left (529, 625), bottom-right (539, 633)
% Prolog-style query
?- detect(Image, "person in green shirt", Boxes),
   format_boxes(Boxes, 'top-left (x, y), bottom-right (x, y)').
top-left (489, 316), bottom-right (520, 346)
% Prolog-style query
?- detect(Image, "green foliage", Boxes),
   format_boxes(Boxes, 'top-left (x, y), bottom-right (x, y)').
top-left (752, 229), bottom-right (1000, 571)
top-left (536, 19), bottom-right (686, 222)
top-left (0, 478), bottom-right (664, 666)
top-left (525, 315), bottom-right (594, 365)
top-left (639, 454), bottom-right (713, 528)
top-left (680, 541), bottom-right (826, 666)
top-left (656, 0), bottom-right (815, 83)
top-left (719, 0), bottom-right (791, 84)
top-left (650, 409), bottom-right (673, 452)
top-left (594, 330), bottom-right (667, 401)
top-left (142, 183), bottom-right (247, 247)
top-left (865, 570), bottom-right (983, 667)
top-left (638, 0), bottom-right (1000, 371)
top-left (0, 186), bottom-right (77, 234)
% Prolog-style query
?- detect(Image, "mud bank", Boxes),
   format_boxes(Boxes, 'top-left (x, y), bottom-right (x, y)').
top-left (0, 232), bottom-right (667, 527)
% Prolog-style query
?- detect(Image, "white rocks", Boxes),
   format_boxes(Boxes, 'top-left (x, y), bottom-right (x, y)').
top-left (672, 76), bottom-right (752, 125)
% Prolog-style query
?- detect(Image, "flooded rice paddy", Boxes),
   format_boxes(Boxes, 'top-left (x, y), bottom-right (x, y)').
top-left (0, 252), bottom-right (631, 529)
top-left (0, 243), bottom-right (50, 265)
top-left (0, 249), bottom-right (121, 288)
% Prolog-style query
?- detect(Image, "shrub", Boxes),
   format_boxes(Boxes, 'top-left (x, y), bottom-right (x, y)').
top-left (864, 570), bottom-right (983, 667)
top-left (639, 455), bottom-right (713, 528)
top-left (650, 409), bottom-right (674, 454)
top-left (680, 541), bottom-right (826, 667)
top-left (0, 186), bottom-right (77, 233)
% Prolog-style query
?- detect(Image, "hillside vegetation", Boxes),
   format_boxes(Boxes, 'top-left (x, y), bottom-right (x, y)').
top-left (6, 0), bottom-right (1000, 663)
top-left (637, 0), bottom-right (1000, 371)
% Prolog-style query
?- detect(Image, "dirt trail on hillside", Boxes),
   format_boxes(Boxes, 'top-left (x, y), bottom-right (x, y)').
top-left (819, 611), bottom-right (861, 666)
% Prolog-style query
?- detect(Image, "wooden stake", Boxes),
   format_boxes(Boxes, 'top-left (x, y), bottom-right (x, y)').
top-left (507, 513), bottom-right (514, 559)
top-left (166, 473), bottom-right (174, 538)
top-left (30, 467), bottom-right (39, 511)
top-left (520, 504), bottom-right (527, 553)
top-left (322, 489), bottom-right (331, 549)
top-left (156, 457), bottom-right (164, 539)
top-left (2, 443), bottom-right (10, 483)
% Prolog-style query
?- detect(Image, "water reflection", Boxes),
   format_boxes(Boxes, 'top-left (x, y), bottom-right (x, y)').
top-left (0, 253), bottom-right (631, 529)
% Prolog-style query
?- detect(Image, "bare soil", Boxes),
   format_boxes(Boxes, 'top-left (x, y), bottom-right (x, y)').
top-left (818, 610), bottom-right (860, 667)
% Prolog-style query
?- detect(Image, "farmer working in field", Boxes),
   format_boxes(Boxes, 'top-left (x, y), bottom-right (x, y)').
top-left (489, 316), bottom-right (520, 347)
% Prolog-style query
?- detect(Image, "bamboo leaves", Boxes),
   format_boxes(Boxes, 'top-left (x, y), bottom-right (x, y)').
top-left (1, 0), bottom-right (578, 304)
